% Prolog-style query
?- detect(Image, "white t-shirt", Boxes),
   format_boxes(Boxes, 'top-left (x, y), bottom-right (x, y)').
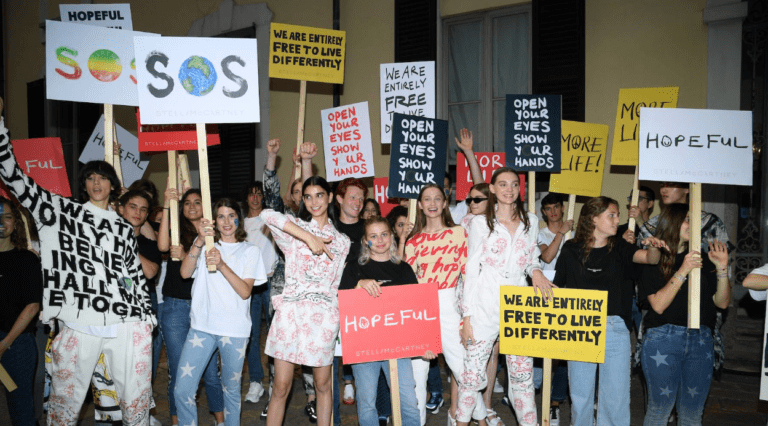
top-left (450, 202), bottom-right (469, 225)
top-left (537, 226), bottom-right (570, 270)
top-left (748, 263), bottom-right (768, 301)
top-left (191, 241), bottom-right (267, 338)
top-left (244, 215), bottom-right (278, 277)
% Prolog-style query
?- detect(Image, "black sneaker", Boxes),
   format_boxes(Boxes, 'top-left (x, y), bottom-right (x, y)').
top-left (305, 400), bottom-right (317, 423)
top-left (260, 403), bottom-right (268, 419)
top-left (425, 393), bottom-right (444, 414)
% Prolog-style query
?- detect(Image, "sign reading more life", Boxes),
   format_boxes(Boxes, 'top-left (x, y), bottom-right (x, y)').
top-left (549, 121), bottom-right (609, 197)
top-left (60, 4), bottom-right (133, 30)
top-left (505, 94), bottom-right (562, 172)
top-left (387, 113), bottom-right (448, 199)
top-left (380, 61), bottom-right (435, 145)
top-left (269, 22), bottom-right (346, 84)
top-left (611, 87), bottom-right (679, 166)
top-left (321, 102), bottom-right (375, 181)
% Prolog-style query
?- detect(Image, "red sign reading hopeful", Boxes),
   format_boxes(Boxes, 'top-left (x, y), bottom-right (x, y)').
top-left (338, 282), bottom-right (442, 364)
top-left (456, 152), bottom-right (524, 201)
top-left (11, 137), bottom-right (71, 197)
top-left (373, 177), bottom-right (401, 217)
top-left (136, 109), bottom-right (221, 152)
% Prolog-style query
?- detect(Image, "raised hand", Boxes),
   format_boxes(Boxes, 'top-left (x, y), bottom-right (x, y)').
top-left (300, 142), bottom-right (318, 160)
top-left (455, 128), bottom-right (474, 152)
top-left (267, 138), bottom-right (280, 155)
top-left (707, 240), bottom-right (729, 270)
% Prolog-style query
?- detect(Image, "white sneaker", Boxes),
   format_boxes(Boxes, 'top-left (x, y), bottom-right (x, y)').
top-left (245, 381), bottom-right (265, 403)
top-left (343, 383), bottom-right (355, 405)
top-left (493, 377), bottom-right (503, 393)
top-left (150, 415), bottom-right (162, 426)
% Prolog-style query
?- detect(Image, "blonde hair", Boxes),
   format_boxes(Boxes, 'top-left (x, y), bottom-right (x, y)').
top-left (358, 217), bottom-right (400, 265)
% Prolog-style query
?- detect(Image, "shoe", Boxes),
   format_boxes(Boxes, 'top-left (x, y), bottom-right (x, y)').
top-left (486, 409), bottom-right (505, 426)
top-left (305, 400), bottom-right (318, 423)
top-left (378, 415), bottom-right (389, 426)
top-left (244, 381), bottom-right (265, 403)
top-left (343, 383), bottom-right (355, 405)
top-left (426, 393), bottom-right (444, 414)
top-left (501, 395), bottom-right (511, 407)
top-left (549, 406), bottom-right (560, 426)
top-left (149, 416), bottom-right (162, 426)
top-left (260, 402), bottom-right (268, 419)
top-left (668, 412), bottom-right (676, 423)
top-left (493, 378), bottom-right (503, 393)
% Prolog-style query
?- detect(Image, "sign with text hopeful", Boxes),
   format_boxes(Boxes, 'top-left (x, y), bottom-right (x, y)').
top-left (549, 121), bottom-right (609, 197)
top-left (638, 108), bottom-right (753, 186)
top-left (456, 153), bottom-right (526, 202)
top-left (321, 102), bottom-right (375, 181)
top-left (505, 94), bottom-right (561, 172)
top-left (79, 115), bottom-right (149, 186)
top-left (60, 3), bottom-right (133, 30)
top-left (500, 286), bottom-right (607, 363)
top-left (339, 282), bottom-right (441, 364)
top-left (388, 113), bottom-right (448, 199)
top-left (373, 177), bottom-right (401, 217)
top-left (269, 22), bottom-right (346, 84)
top-left (136, 109), bottom-right (220, 152)
top-left (45, 21), bottom-right (158, 106)
top-left (11, 138), bottom-right (71, 198)
top-left (134, 36), bottom-right (259, 125)
top-left (611, 87), bottom-right (678, 166)
top-left (380, 61), bottom-right (435, 145)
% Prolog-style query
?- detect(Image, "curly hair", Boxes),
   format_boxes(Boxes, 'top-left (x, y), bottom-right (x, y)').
top-left (572, 196), bottom-right (618, 264)
top-left (654, 203), bottom-right (689, 279)
top-left (78, 161), bottom-right (121, 203)
top-left (406, 184), bottom-right (456, 245)
top-left (485, 168), bottom-right (529, 235)
top-left (358, 217), bottom-right (400, 265)
top-left (212, 197), bottom-right (247, 243)
top-left (0, 197), bottom-right (28, 250)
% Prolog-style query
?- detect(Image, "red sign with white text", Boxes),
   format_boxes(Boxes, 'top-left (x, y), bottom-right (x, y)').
top-left (456, 152), bottom-right (525, 201)
top-left (136, 109), bottom-right (221, 152)
top-left (11, 138), bottom-right (71, 197)
top-left (339, 282), bottom-right (442, 364)
top-left (373, 177), bottom-right (401, 217)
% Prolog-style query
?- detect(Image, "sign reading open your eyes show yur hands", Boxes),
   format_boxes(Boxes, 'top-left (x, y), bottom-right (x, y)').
top-left (133, 36), bottom-right (260, 125)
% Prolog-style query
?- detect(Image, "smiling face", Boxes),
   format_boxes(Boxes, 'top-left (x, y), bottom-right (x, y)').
top-left (337, 186), bottom-right (365, 222)
top-left (0, 202), bottom-right (15, 239)
top-left (490, 171), bottom-right (520, 205)
top-left (592, 203), bottom-right (620, 239)
top-left (303, 185), bottom-right (330, 219)
top-left (216, 206), bottom-right (239, 241)
top-left (362, 200), bottom-right (379, 220)
top-left (366, 222), bottom-right (393, 257)
top-left (119, 196), bottom-right (150, 229)
top-left (468, 188), bottom-right (488, 215)
top-left (85, 173), bottom-right (113, 204)
top-left (182, 193), bottom-right (203, 221)
top-left (247, 187), bottom-right (263, 214)
top-left (418, 187), bottom-right (447, 219)
top-left (542, 202), bottom-right (563, 224)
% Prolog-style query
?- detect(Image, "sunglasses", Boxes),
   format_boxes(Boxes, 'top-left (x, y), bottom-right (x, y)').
top-left (465, 197), bottom-right (488, 204)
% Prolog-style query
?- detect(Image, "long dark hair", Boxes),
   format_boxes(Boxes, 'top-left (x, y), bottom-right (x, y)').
top-left (386, 205), bottom-right (408, 244)
top-left (180, 188), bottom-right (202, 251)
top-left (298, 176), bottom-right (338, 224)
top-left (406, 184), bottom-right (455, 245)
top-left (212, 197), bottom-right (247, 243)
top-left (78, 161), bottom-right (121, 203)
top-left (572, 196), bottom-right (618, 264)
top-left (485, 167), bottom-right (529, 234)
top-left (0, 197), bottom-right (28, 250)
top-left (654, 203), bottom-right (689, 279)
top-left (242, 181), bottom-right (264, 213)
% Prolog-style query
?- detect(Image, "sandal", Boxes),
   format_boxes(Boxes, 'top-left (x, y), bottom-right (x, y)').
top-left (486, 409), bottom-right (505, 426)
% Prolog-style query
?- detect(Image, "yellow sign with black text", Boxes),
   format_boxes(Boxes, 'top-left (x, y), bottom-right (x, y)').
top-left (269, 22), bottom-right (346, 84)
top-left (611, 87), bottom-right (679, 166)
top-left (549, 121), bottom-right (609, 197)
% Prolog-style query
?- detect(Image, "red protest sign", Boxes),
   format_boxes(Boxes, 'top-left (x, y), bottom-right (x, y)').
top-left (136, 109), bottom-right (221, 152)
top-left (11, 138), bottom-right (71, 197)
top-left (339, 282), bottom-right (442, 364)
top-left (373, 177), bottom-right (401, 217)
top-left (456, 152), bottom-right (524, 201)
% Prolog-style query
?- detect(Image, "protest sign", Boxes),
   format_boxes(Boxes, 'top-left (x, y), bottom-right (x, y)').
top-left (133, 36), bottom-right (259, 125)
top-left (611, 87), bottom-right (678, 166)
top-left (549, 121), bottom-right (609, 197)
top-left (638, 108), bottom-right (752, 186)
top-left (339, 282), bottom-right (441, 364)
top-left (388, 113), bottom-right (448, 199)
top-left (269, 22), bottom-right (346, 84)
top-left (80, 115), bottom-right (149, 185)
top-left (60, 4), bottom-right (132, 30)
top-left (505, 95), bottom-right (561, 172)
top-left (455, 153), bottom-right (526, 202)
top-left (321, 102), bottom-right (374, 181)
top-left (136, 110), bottom-right (220, 152)
top-left (373, 177), bottom-right (400, 217)
top-left (45, 21), bottom-right (158, 106)
top-left (380, 61), bottom-right (435, 145)
top-left (500, 287), bottom-right (607, 363)
top-left (11, 138), bottom-right (71, 197)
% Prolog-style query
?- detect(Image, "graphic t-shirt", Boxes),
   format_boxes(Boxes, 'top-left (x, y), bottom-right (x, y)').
top-left (405, 226), bottom-right (467, 290)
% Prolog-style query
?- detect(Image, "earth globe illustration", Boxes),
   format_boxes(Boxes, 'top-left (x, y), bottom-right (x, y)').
top-left (179, 56), bottom-right (217, 96)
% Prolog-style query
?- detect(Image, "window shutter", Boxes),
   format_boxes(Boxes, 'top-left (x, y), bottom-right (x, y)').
top-left (395, 0), bottom-right (437, 62)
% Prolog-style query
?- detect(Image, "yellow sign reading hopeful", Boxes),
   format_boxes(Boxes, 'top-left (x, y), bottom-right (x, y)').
top-left (500, 287), bottom-right (607, 363)
top-left (549, 120), bottom-right (609, 197)
top-left (611, 87), bottom-right (679, 166)
top-left (269, 22), bottom-right (346, 84)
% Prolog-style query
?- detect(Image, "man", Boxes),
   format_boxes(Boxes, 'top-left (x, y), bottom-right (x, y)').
top-left (618, 185), bottom-right (655, 240)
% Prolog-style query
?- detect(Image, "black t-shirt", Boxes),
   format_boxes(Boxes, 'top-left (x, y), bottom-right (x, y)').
top-left (162, 259), bottom-right (194, 300)
top-left (137, 235), bottom-right (162, 292)
top-left (0, 249), bottom-right (43, 334)
top-left (553, 238), bottom-right (639, 327)
top-left (639, 253), bottom-right (719, 330)
top-left (336, 220), bottom-right (365, 265)
top-left (339, 259), bottom-right (419, 291)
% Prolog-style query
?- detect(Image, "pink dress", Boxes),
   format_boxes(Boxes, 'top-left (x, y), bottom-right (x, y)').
top-left (261, 209), bottom-right (350, 367)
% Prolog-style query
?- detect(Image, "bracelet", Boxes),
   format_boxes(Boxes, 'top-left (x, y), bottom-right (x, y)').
top-left (673, 273), bottom-right (687, 283)
top-left (194, 242), bottom-right (204, 249)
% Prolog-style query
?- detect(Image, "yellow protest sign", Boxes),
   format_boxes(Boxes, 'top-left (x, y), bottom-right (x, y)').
top-left (269, 22), bottom-right (346, 84)
top-left (500, 287), bottom-right (607, 363)
top-left (611, 87), bottom-right (679, 166)
top-left (549, 121), bottom-right (608, 197)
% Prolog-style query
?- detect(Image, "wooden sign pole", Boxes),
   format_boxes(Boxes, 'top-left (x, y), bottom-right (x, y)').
top-left (104, 104), bottom-right (114, 166)
top-left (111, 123), bottom-right (124, 187)
top-left (0, 364), bottom-right (16, 392)
top-left (688, 183), bottom-right (702, 329)
top-left (179, 153), bottom-right (191, 189)
top-left (566, 194), bottom-right (576, 237)
top-left (295, 80), bottom-right (307, 181)
top-left (408, 199), bottom-right (417, 224)
top-left (389, 359), bottom-right (403, 426)
top-left (168, 151), bottom-right (180, 260)
top-left (627, 168), bottom-right (640, 232)
top-left (196, 124), bottom-right (216, 272)
top-left (527, 172), bottom-right (535, 214)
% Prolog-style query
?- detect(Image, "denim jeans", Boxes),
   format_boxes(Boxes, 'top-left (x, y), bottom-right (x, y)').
top-left (534, 360), bottom-right (568, 403)
top-left (426, 359), bottom-right (443, 396)
top-left (332, 357), bottom-right (342, 426)
top-left (247, 280), bottom-right (270, 383)
top-left (376, 371), bottom-right (392, 417)
top-left (150, 292), bottom-right (164, 384)
top-left (175, 329), bottom-right (248, 426)
top-left (352, 359), bottom-right (420, 426)
top-left (161, 297), bottom-right (223, 416)
top-left (569, 316), bottom-right (630, 426)
top-left (641, 324), bottom-right (713, 426)
top-left (1, 331), bottom-right (36, 426)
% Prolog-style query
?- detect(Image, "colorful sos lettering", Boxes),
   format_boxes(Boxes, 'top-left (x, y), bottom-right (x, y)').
top-left (55, 47), bottom-right (134, 83)
top-left (144, 52), bottom-right (248, 98)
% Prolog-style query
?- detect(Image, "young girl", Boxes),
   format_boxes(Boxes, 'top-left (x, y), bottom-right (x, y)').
top-left (261, 176), bottom-right (351, 426)
top-left (639, 203), bottom-right (730, 425)
top-left (361, 198), bottom-right (381, 220)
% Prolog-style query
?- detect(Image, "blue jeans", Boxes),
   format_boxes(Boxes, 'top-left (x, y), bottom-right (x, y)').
top-left (175, 329), bottom-right (248, 426)
top-left (332, 357), bottom-right (342, 426)
top-left (569, 316), bottom-right (630, 426)
top-left (161, 297), bottom-right (223, 416)
top-left (376, 371), bottom-right (392, 417)
top-left (150, 292), bottom-right (164, 384)
top-left (631, 296), bottom-right (642, 333)
top-left (352, 359), bottom-right (420, 426)
top-left (641, 324), bottom-right (713, 426)
top-left (247, 280), bottom-right (270, 383)
top-left (1, 331), bottom-right (36, 426)
top-left (534, 360), bottom-right (568, 403)
top-left (427, 359), bottom-right (443, 396)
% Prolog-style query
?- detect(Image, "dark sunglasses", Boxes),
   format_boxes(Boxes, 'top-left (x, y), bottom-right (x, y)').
top-left (465, 197), bottom-right (488, 204)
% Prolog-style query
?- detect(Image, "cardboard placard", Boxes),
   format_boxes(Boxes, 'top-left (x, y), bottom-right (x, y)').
top-left (500, 287), bottom-right (607, 363)
top-left (505, 94), bottom-right (562, 172)
top-left (388, 113), bottom-right (448, 199)
top-left (80, 115), bottom-right (149, 185)
top-left (45, 21), bottom-right (158, 106)
top-left (269, 23), bottom-right (346, 84)
top-left (321, 102), bottom-right (375, 181)
top-left (611, 87), bottom-right (679, 166)
top-left (380, 61), bottom-right (435, 145)
top-left (136, 110), bottom-right (220, 152)
top-left (638, 108), bottom-right (753, 186)
top-left (60, 4), bottom-right (133, 30)
top-left (339, 282), bottom-right (442, 364)
top-left (133, 36), bottom-right (260, 125)
top-left (373, 177), bottom-right (401, 217)
top-left (11, 138), bottom-right (71, 197)
top-left (549, 121), bottom-right (609, 197)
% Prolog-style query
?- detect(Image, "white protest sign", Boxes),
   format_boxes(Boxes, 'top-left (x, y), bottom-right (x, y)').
top-left (60, 4), bottom-right (133, 30)
top-left (638, 108), bottom-right (753, 186)
top-left (79, 115), bottom-right (149, 186)
top-left (45, 21), bottom-right (158, 106)
top-left (134, 36), bottom-right (260, 125)
top-left (321, 102), bottom-right (375, 181)
top-left (380, 61), bottom-right (435, 145)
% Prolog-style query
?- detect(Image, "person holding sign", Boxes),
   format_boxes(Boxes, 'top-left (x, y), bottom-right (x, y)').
top-left (261, 176), bottom-right (351, 426)
top-left (553, 196), bottom-right (666, 426)
top-left (637, 203), bottom-right (730, 425)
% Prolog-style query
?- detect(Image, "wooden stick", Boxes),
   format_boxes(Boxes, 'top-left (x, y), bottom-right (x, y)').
top-left (112, 122), bottom-right (123, 187)
top-left (168, 151), bottom-right (180, 260)
top-left (408, 199), bottom-right (417, 224)
top-left (542, 357), bottom-right (552, 426)
top-left (566, 194), bottom-right (576, 239)
top-left (196, 123), bottom-right (216, 272)
top-left (104, 104), bottom-right (114, 165)
top-left (688, 182), bottom-right (702, 329)
top-left (295, 80), bottom-right (307, 181)
top-left (627, 168), bottom-right (640, 232)
top-left (389, 359), bottom-right (402, 426)
top-left (528, 172), bottom-right (535, 214)
top-left (0, 364), bottom-right (16, 392)
top-left (179, 153), bottom-right (191, 189)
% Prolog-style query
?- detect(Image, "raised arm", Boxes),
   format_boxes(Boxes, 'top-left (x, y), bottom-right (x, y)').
top-left (264, 138), bottom-right (285, 212)
top-left (455, 128), bottom-right (484, 185)
top-left (633, 237), bottom-right (666, 265)
top-left (539, 221), bottom-right (573, 264)
top-left (300, 142), bottom-right (318, 184)
top-left (647, 250), bottom-right (700, 314)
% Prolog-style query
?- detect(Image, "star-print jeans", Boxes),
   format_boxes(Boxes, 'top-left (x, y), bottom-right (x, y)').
top-left (174, 329), bottom-right (249, 426)
top-left (641, 324), bottom-right (713, 426)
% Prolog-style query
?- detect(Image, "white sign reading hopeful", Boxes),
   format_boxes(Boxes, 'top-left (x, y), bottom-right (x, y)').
top-left (380, 61), bottom-right (435, 145)
top-left (45, 21), bottom-right (158, 106)
top-left (134, 36), bottom-right (260, 125)
top-left (638, 108), bottom-right (753, 186)
top-left (60, 4), bottom-right (133, 30)
top-left (79, 115), bottom-right (149, 186)
top-left (321, 102), bottom-right (375, 181)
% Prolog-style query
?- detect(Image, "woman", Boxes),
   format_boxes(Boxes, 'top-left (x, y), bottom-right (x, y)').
top-left (553, 196), bottom-right (665, 426)
top-left (361, 198), bottom-right (381, 220)
top-left (174, 197), bottom-right (267, 426)
top-left (261, 176), bottom-right (351, 426)
top-left (339, 217), bottom-right (421, 426)
top-left (639, 203), bottom-right (730, 425)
